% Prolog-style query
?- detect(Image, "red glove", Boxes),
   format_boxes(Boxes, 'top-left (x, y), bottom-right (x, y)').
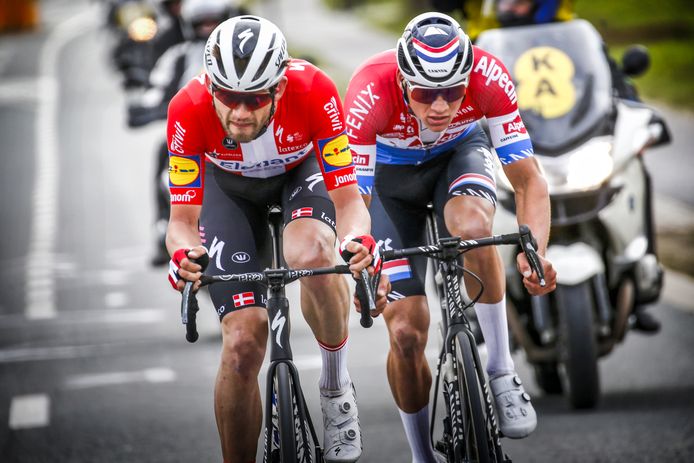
top-left (168, 248), bottom-right (189, 290)
top-left (339, 234), bottom-right (382, 273)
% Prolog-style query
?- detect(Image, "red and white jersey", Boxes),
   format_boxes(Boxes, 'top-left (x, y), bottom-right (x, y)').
top-left (166, 60), bottom-right (357, 205)
top-left (343, 47), bottom-right (533, 194)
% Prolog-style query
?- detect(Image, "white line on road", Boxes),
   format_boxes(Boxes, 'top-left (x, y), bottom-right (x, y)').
top-left (105, 292), bottom-right (128, 308)
top-left (9, 394), bottom-right (50, 430)
top-left (25, 7), bottom-right (97, 320)
top-left (64, 367), bottom-right (177, 390)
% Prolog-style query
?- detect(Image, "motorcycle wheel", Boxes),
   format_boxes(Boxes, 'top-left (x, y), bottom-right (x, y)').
top-left (555, 282), bottom-right (600, 409)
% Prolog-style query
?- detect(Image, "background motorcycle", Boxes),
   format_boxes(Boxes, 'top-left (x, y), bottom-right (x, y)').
top-left (477, 19), bottom-right (671, 408)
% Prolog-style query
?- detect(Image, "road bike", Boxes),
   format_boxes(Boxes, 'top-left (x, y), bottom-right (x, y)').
top-left (179, 205), bottom-right (376, 462)
top-left (381, 206), bottom-right (545, 463)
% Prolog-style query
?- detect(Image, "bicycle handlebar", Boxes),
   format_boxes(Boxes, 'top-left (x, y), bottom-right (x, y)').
top-left (381, 225), bottom-right (545, 288)
top-left (179, 263), bottom-right (378, 342)
top-left (356, 269), bottom-right (375, 328)
top-left (181, 281), bottom-right (199, 343)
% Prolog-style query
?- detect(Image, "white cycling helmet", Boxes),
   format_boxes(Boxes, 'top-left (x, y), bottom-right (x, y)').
top-left (204, 15), bottom-right (288, 92)
top-left (181, 0), bottom-right (230, 25)
top-left (396, 12), bottom-right (474, 88)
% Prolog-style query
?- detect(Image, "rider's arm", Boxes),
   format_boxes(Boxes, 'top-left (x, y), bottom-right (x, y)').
top-left (503, 158), bottom-right (556, 294)
top-left (502, 158), bottom-right (550, 254)
top-left (327, 183), bottom-right (371, 243)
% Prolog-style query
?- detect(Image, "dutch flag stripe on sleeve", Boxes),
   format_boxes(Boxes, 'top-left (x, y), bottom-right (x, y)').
top-left (382, 258), bottom-right (412, 282)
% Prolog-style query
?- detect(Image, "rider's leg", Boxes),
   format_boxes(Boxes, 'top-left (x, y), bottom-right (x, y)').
top-left (283, 218), bottom-right (361, 462)
top-left (283, 217), bottom-right (351, 386)
top-left (383, 295), bottom-right (437, 463)
top-left (444, 195), bottom-right (514, 376)
top-left (215, 307), bottom-right (268, 461)
top-left (444, 194), bottom-right (536, 438)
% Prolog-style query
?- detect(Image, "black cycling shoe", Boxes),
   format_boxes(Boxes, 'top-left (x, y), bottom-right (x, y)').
top-left (632, 307), bottom-right (661, 333)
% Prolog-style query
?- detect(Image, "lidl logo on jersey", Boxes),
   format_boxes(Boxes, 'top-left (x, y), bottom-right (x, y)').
top-left (169, 155), bottom-right (201, 187)
top-left (318, 133), bottom-right (353, 173)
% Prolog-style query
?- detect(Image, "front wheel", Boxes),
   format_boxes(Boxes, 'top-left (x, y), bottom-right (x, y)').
top-left (556, 282), bottom-right (600, 409)
top-left (437, 333), bottom-right (505, 462)
top-left (272, 363), bottom-right (314, 463)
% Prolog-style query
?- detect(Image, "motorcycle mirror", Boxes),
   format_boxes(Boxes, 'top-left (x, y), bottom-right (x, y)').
top-left (622, 45), bottom-right (650, 77)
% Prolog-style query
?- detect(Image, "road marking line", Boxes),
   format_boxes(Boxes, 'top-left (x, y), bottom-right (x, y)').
top-left (9, 394), bottom-right (50, 430)
top-left (25, 7), bottom-right (96, 320)
top-left (64, 368), bottom-right (177, 390)
top-left (105, 292), bottom-right (128, 308)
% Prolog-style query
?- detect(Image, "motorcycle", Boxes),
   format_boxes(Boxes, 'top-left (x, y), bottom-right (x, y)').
top-left (104, 0), bottom-right (160, 88)
top-left (476, 19), bottom-right (671, 408)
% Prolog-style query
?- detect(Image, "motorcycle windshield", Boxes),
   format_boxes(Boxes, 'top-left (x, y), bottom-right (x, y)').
top-left (476, 20), bottom-right (612, 154)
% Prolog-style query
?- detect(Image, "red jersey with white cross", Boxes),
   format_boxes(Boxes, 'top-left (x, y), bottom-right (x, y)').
top-left (166, 59), bottom-right (357, 205)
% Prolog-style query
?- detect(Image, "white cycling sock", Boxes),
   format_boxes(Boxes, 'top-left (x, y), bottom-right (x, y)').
top-left (318, 337), bottom-right (351, 394)
top-left (475, 297), bottom-right (515, 377)
top-left (399, 406), bottom-right (437, 463)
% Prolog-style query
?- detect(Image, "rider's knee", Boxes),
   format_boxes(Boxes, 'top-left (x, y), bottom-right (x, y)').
top-left (220, 312), bottom-right (267, 377)
top-left (448, 206), bottom-right (493, 240)
top-left (284, 230), bottom-right (334, 269)
top-left (389, 319), bottom-right (428, 358)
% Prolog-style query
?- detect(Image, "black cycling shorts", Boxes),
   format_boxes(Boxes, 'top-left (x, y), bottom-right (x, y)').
top-left (200, 156), bottom-right (336, 319)
top-left (370, 126), bottom-right (497, 300)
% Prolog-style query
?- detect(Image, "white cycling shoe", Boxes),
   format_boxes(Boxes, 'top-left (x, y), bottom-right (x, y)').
top-left (489, 372), bottom-right (537, 439)
top-left (320, 384), bottom-right (362, 462)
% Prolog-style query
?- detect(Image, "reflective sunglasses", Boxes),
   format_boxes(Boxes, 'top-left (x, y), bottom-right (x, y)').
top-left (212, 84), bottom-right (275, 111)
top-left (405, 81), bottom-right (467, 105)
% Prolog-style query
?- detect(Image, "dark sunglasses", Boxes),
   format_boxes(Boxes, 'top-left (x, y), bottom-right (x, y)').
top-left (212, 84), bottom-right (275, 111)
top-left (406, 82), bottom-right (467, 104)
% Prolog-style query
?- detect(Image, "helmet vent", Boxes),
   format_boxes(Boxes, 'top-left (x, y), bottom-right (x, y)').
top-left (212, 32), bottom-right (228, 80)
top-left (397, 46), bottom-right (415, 77)
top-left (252, 33), bottom-right (276, 83)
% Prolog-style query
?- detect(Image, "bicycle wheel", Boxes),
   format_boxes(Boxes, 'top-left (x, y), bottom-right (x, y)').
top-left (453, 332), bottom-right (495, 463)
top-left (272, 363), bottom-right (314, 463)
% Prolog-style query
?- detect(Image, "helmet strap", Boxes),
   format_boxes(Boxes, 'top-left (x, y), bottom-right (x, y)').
top-left (253, 84), bottom-right (278, 139)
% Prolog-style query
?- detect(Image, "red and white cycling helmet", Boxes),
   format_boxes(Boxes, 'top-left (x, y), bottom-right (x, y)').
top-left (204, 15), bottom-right (288, 92)
top-left (396, 12), bottom-right (474, 88)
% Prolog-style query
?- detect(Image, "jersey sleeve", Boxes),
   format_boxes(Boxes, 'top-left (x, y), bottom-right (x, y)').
top-left (471, 49), bottom-right (535, 165)
top-left (343, 64), bottom-right (388, 196)
top-left (166, 89), bottom-right (206, 205)
top-left (308, 69), bottom-right (357, 191)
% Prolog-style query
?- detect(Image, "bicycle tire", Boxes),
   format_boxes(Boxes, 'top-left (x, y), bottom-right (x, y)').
top-left (275, 363), bottom-right (299, 462)
top-left (273, 363), bottom-right (314, 463)
top-left (454, 332), bottom-right (494, 463)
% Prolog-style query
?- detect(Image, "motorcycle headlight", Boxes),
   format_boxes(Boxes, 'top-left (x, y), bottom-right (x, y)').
top-left (564, 139), bottom-right (614, 191)
top-left (494, 137), bottom-right (614, 195)
top-left (128, 17), bottom-right (158, 42)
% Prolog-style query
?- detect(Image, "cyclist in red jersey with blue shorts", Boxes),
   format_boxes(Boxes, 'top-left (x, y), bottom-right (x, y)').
top-left (344, 12), bottom-right (557, 462)
top-left (165, 15), bottom-right (387, 463)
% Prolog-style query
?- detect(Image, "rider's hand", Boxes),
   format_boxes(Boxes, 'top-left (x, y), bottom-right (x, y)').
top-left (354, 273), bottom-right (391, 317)
top-left (168, 246), bottom-right (209, 291)
top-left (339, 234), bottom-right (382, 277)
top-left (516, 252), bottom-right (556, 296)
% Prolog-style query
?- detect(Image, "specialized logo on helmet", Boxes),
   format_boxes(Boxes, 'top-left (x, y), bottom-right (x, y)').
top-left (413, 26), bottom-right (459, 78)
top-left (237, 28), bottom-right (254, 54)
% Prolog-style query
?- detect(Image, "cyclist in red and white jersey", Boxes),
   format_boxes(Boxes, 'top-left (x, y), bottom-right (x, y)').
top-left (166, 15), bottom-right (386, 463)
top-left (344, 12), bottom-right (556, 461)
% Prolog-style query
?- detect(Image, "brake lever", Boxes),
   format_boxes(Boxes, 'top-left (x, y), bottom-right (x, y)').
top-left (181, 281), bottom-right (199, 342)
top-left (519, 224), bottom-right (546, 288)
top-left (356, 269), bottom-right (375, 328)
